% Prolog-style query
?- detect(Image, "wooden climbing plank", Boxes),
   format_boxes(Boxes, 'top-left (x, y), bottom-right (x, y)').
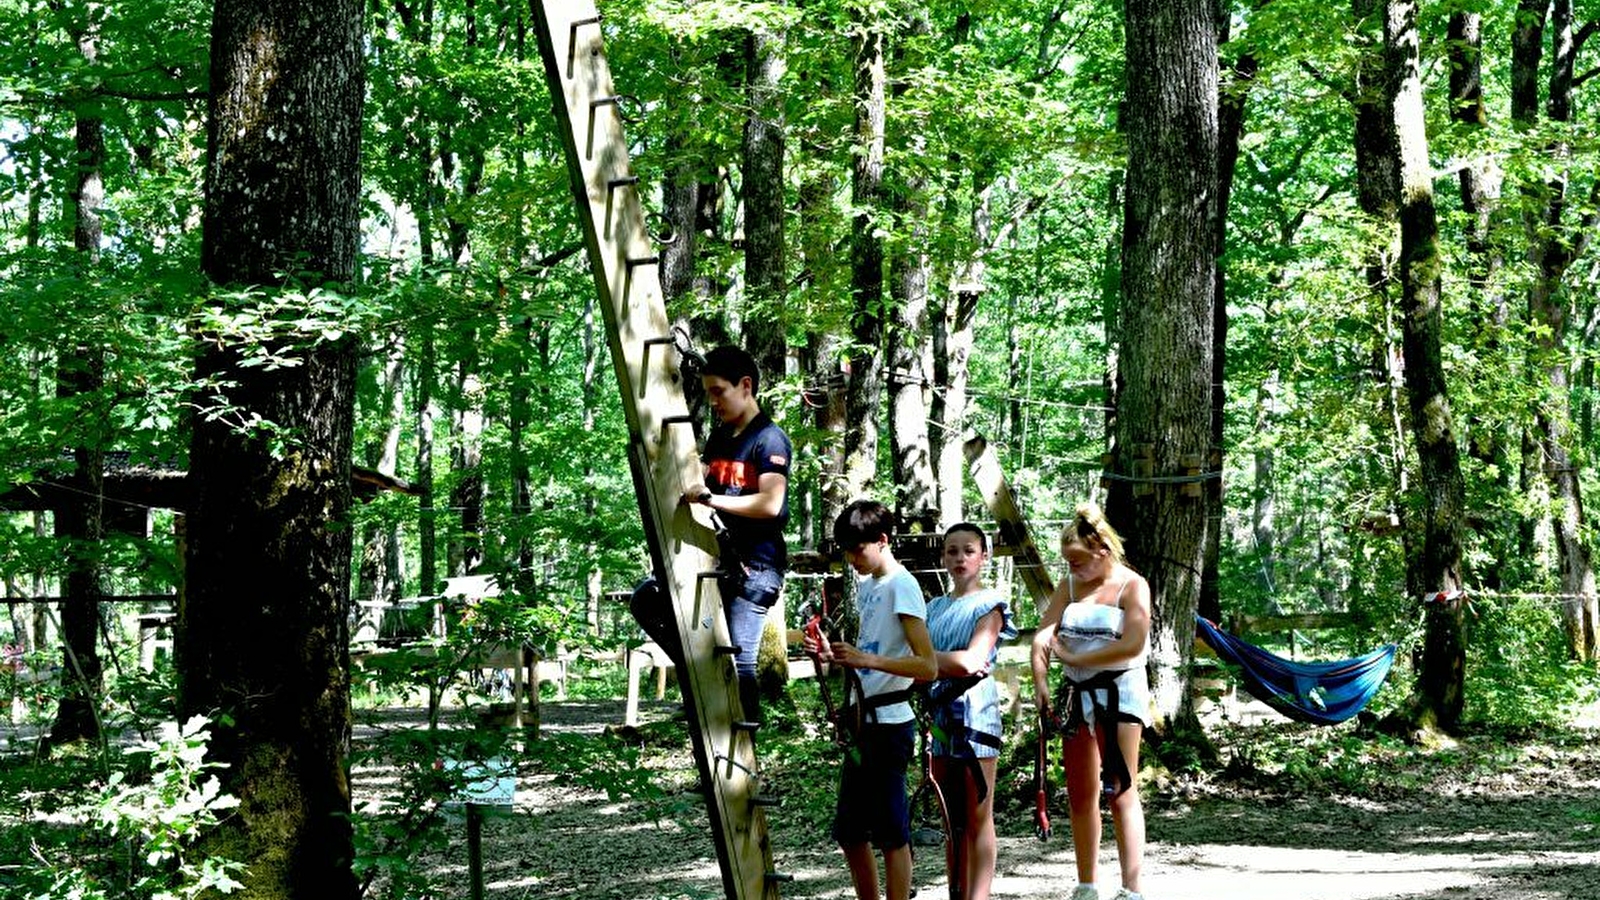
top-left (530, 3), bottom-right (777, 898)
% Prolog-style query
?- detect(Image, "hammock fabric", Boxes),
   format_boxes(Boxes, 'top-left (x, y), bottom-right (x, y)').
top-left (1193, 615), bottom-right (1397, 725)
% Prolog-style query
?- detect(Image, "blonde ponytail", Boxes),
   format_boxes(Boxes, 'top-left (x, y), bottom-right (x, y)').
top-left (1063, 501), bottom-right (1126, 565)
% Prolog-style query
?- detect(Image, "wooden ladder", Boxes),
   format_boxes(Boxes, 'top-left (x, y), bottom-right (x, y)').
top-left (530, 3), bottom-right (784, 898)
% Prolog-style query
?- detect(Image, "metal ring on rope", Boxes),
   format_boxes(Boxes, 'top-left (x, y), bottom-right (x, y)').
top-left (647, 210), bottom-right (679, 246)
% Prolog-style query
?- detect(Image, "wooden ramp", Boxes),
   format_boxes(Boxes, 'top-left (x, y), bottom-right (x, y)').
top-left (530, 3), bottom-right (782, 897)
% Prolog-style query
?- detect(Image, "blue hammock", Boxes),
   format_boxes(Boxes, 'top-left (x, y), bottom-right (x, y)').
top-left (1193, 615), bottom-right (1397, 725)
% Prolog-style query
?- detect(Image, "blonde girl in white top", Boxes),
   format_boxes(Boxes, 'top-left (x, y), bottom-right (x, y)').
top-left (1029, 502), bottom-right (1152, 900)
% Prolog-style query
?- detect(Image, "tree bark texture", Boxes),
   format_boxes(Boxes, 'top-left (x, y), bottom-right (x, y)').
top-left (800, 160), bottom-right (850, 532)
top-left (450, 358), bottom-right (485, 576)
top-left (934, 285), bottom-right (979, 526)
top-left (1107, 0), bottom-right (1217, 725)
top-left (416, 326), bottom-right (438, 597)
top-left (888, 216), bottom-right (937, 526)
top-left (843, 22), bottom-right (886, 503)
top-left (355, 347), bottom-right (407, 633)
top-left (183, 1), bottom-right (364, 896)
top-left (1387, 0), bottom-right (1469, 728)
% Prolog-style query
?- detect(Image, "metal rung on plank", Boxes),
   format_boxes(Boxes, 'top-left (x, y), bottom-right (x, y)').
top-left (731, 720), bottom-right (760, 732)
top-left (586, 96), bottom-right (623, 159)
top-left (565, 15), bottom-right (602, 79)
top-left (752, 794), bottom-right (782, 808)
top-left (626, 255), bottom-right (660, 270)
top-left (661, 413), bottom-right (695, 425)
top-left (765, 872), bottom-right (795, 884)
top-left (713, 644), bottom-right (741, 656)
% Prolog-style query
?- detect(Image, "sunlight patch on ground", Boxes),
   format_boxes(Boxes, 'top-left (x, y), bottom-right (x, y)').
top-left (1140, 844), bottom-right (1510, 900)
top-left (1568, 696), bottom-right (1600, 729)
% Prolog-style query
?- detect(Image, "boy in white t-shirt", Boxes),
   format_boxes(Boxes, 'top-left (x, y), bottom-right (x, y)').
top-left (804, 499), bottom-right (937, 900)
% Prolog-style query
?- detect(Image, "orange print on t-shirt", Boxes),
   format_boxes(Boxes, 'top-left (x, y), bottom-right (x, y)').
top-left (708, 459), bottom-right (753, 494)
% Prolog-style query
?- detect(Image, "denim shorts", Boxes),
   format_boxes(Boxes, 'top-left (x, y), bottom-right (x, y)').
top-left (831, 721), bottom-right (915, 850)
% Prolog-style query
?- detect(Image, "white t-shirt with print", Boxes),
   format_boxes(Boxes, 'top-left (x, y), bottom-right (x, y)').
top-left (854, 566), bottom-right (926, 725)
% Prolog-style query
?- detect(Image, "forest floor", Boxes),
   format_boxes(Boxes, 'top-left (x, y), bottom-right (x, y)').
top-left (352, 694), bottom-right (1600, 900)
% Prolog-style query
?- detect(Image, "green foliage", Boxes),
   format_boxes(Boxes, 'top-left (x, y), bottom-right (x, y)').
top-left (348, 726), bottom-right (507, 899)
top-left (1463, 595), bottom-right (1598, 726)
top-left (1219, 725), bottom-right (1423, 796)
top-left (6, 716), bottom-right (244, 900)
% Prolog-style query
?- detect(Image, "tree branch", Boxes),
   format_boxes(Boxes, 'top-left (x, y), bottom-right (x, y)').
top-left (95, 87), bottom-right (207, 103)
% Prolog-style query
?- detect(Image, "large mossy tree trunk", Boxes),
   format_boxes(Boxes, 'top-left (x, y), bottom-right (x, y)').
top-left (180, 1), bottom-right (364, 896)
top-left (1386, 0), bottom-right (1468, 729)
top-left (1106, 0), bottom-right (1217, 726)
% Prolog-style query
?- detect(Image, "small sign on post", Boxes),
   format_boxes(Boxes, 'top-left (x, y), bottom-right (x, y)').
top-left (438, 756), bottom-right (516, 900)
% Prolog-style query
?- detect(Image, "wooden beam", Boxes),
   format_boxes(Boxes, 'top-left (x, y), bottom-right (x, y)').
top-left (964, 431), bottom-right (1055, 614)
top-left (2, 594), bottom-right (175, 606)
top-left (1232, 612), bottom-right (1354, 634)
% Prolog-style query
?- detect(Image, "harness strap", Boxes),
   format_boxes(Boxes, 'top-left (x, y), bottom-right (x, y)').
top-left (1053, 669), bottom-right (1134, 800)
top-left (858, 688), bottom-right (914, 715)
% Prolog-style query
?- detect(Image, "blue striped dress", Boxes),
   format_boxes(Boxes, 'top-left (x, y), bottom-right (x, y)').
top-left (925, 588), bottom-right (1018, 758)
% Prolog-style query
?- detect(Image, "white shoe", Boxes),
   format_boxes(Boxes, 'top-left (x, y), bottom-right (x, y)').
top-left (1068, 886), bottom-right (1099, 900)
top-left (1108, 889), bottom-right (1143, 900)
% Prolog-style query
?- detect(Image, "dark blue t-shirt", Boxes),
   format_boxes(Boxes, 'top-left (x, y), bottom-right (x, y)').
top-left (703, 411), bottom-right (791, 571)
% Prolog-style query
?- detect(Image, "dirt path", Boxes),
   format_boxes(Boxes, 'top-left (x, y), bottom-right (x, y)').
top-left (357, 700), bottom-right (1600, 900)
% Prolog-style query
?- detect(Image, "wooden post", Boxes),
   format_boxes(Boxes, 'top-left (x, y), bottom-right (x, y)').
top-left (467, 802), bottom-right (484, 900)
top-left (531, 3), bottom-right (781, 895)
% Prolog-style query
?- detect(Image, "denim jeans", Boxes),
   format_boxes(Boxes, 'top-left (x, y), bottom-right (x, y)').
top-left (721, 565), bottom-right (783, 678)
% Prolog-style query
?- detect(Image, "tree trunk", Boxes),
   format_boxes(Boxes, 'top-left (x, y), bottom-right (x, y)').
top-left (1521, 0), bottom-right (1599, 661)
top-left (355, 345), bottom-right (407, 641)
top-left (933, 281), bottom-right (979, 526)
top-left (843, 19), bottom-right (886, 501)
top-left (884, 10), bottom-right (935, 528)
top-left (743, 19), bottom-right (787, 384)
top-left (799, 155), bottom-right (849, 534)
top-left (1387, 0), bottom-right (1469, 728)
top-left (181, 1), bottom-right (364, 896)
top-left (582, 300), bottom-right (603, 633)
top-left (51, 17), bottom-right (108, 747)
top-left (1252, 370), bottom-right (1279, 596)
top-left (450, 356), bottom-right (485, 577)
top-left (417, 326), bottom-right (438, 598)
top-left (887, 224), bottom-right (936, 527)
top-left (1352, 0), bottom-right (1422, 600)
top-left (1106, 0), bottom-right (1217, 726)
top-left (1203, 17), bottom-right (1256, 625)
top-left (1449, 8), bottom-right (1516, 580)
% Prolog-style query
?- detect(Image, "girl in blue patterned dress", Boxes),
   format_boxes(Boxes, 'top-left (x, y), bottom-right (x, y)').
top-left (925, 522), bottom-right (1017, 900)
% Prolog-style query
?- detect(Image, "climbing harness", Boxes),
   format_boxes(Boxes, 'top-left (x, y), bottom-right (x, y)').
top-left (1051, 669), bottom-right (1135, 802)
